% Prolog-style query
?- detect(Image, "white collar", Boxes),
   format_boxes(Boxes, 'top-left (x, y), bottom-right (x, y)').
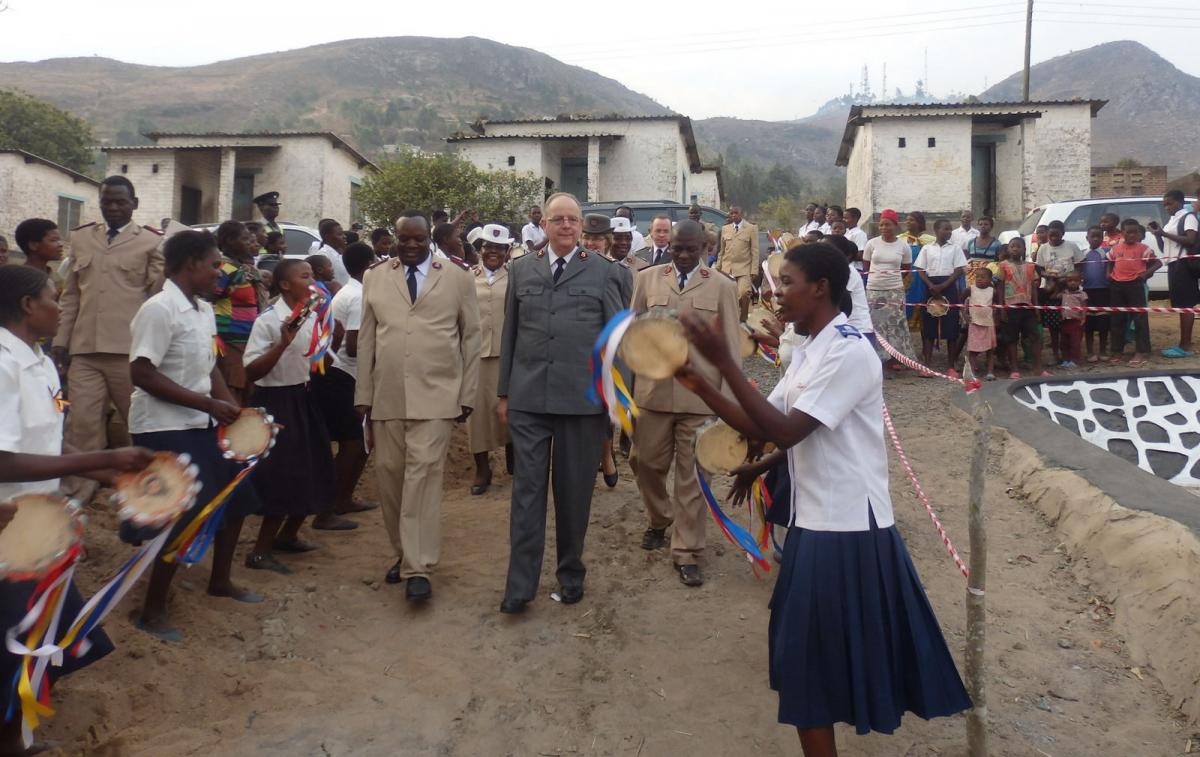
top-left (549, 246), bottom-right (576, 266)
top-left (406, 253), bottom-right (434, 275)
top-left (794, 313), bottom-right (848, 363)
top-left (162, 279), bottom-right (200, 313)
top-left (0, 327), bottom-right (42, 369)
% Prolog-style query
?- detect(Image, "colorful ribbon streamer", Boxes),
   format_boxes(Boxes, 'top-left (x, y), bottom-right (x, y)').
top-left (757, 343), bottom-right (781, 367)
top-left (695, 464), bottom-right (770, 574)
top-left (587, 310), bottom-right (639, 434)
top-left (748, 475), bottom-right (773, 558)
top-left (161, 462), bottom-right (258, 565)
top-left (305, 284), bottom-right (334, 374)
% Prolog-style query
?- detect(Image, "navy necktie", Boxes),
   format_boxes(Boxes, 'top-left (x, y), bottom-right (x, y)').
top-left (106, 226), bottom-right (119, 243)
top-left (407, 266), bottom-right (418, 302)
top-left (553, 257), bottom-right (566, 282)
top-left (678, 271), bottom-right (688, 291)
top-left (654, 248), bottom-right (666, 265)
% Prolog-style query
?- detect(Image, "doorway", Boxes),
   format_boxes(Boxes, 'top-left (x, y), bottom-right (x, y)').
top-left (560, 158), bottom-right (588, 201)
top-left (233, 171), bottom-right (256, 221)
top-left (180, 186), bottom-right (202, 225)
top-left (970, 143), bottom-right (995, 217)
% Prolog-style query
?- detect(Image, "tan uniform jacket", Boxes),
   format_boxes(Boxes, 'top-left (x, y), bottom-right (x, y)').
top-left (473, 263), bottom-right (508, 358)
top-left (716, 221), bottom-right (760, 278)
top-left (355, 257), bottom-right (482, 421)
top-left (54, 222), bottom-right (165, 354)
top-left (630, 263), bottom-right (741, 415)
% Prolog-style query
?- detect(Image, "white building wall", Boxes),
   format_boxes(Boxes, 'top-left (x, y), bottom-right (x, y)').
top-left (597, 121), bottom-right (681, 202)
top-left (102, 150), bottom-right (178, 226)
top-left (0, 154), bottom-right (101, 246)
top-left (1024, 104), bottom-right (1093, 210)
top-left (691, 170), bottom-right (721, 207)
top-left (989, 123), bottom-right (1026, 226)
top-left (845, 125), bottom-right (874, 220)
top-left (320, 141), bottom-right (370, 225)
top-left (455, 139), bottom-right (543, 176)
top-left (868, 117), bottom-right (972, 217)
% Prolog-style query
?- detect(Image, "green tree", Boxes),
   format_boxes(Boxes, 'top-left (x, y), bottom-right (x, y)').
top-left (758, 196), bottom-right (807, 232)
top-left (1115, 157), bottom-right (1142, 169)
top-left (356, 147), bottom-right (541, 227)
top-left (0, 90), bottom-right (94, 172)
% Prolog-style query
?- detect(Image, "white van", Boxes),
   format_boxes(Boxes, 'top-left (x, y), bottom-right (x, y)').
top-left (1000, 196), bottom-right (1198, 295)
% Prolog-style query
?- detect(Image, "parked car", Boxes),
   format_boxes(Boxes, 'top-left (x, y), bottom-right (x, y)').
top-left (999, 196), bottom-right (1197, 295)
top-left (191, 222), bottom-right (321, 271)
top-left (580, 201), bottom-right (776, 258)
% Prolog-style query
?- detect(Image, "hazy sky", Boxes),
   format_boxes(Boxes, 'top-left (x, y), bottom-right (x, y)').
top-left (1, 0), bottom-right (1196, 121)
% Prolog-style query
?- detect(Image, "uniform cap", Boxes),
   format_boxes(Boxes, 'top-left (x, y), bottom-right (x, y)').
top-left (582, 214), bottom-right (612, 235)
top-left (253, 191), bottom-right (280, 206)
top-left (610, 217), bottom-right (635, 234)
top-left (481, 223), bottom-right (513, 245)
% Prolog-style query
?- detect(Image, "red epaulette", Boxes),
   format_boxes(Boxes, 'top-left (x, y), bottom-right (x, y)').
top-left (143, 225), bottom-right (164, 235)
top-left (447, 255), bottom-right (471, 270)
top-left (71, 221), bottom-right (98, 232)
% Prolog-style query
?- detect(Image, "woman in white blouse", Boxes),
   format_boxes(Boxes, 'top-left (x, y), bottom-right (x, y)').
top-left (674, 243), bottom-right (969, 755)
top-left (862, 209), bottom-right (917, 370)
top-left (0, 265), bottom-right (154, 750)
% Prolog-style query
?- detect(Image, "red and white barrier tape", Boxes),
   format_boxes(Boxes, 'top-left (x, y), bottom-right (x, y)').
top-left (881, 402), bottom-right (970, 580)
top-left (903, 301), bottom-right (1200, 314)
top-left (873, 332), bottom-right (983, 392)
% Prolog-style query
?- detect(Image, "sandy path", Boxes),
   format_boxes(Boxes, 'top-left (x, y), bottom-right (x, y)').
top-left (38, 313), bottom-right (1197, 756)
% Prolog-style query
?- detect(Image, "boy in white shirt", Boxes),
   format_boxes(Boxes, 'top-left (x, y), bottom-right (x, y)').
top-left (914, 219), bottom-right (968, 375)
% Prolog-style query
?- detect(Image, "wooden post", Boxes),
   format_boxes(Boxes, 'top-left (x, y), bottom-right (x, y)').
top-left (964, 377), bottom-right (991, 756)
top-left (1022, 0), bottom-right (1034, 102)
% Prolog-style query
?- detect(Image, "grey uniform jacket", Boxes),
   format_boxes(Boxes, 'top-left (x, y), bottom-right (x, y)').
top-left (498, 247), bottom-right (625, 415)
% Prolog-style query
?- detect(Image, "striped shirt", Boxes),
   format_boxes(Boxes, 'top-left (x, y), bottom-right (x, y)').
top-left (212, 258), bottom-right (267, 345)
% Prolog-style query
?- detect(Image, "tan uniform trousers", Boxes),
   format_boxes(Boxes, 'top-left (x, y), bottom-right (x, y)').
top-left (733, 275), bottom-right (752, 321)
top-left (372, 417), bottom-right (454, 579)
top-left (64, 353), bottom-right (132, 501)
top-left (630, 409), bottom-right (709, 566)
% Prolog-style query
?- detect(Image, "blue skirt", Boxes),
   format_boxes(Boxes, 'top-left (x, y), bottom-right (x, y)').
top-left (768, 513), bottom-right (971, 734)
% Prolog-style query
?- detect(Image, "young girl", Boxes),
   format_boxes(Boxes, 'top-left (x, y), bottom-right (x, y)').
top-left (306, 254), bottom-right (343, 297)
top-left (1058, 272), bottom-right (1087, 369)
top-left (967, 266), bottom-right (999, 379)
top-left (1107, 220), bottom-right (1162, 367)
top-left (243, 259), bottom-right (341, 573)
top-left (212, 220), bottom-right (269, 406)
top-left (0, 265), bottom-right (155, 750)
top-left (675, 242), bottom-right (970, 756)
top-left (129, 230), bottom-right (264, 641)
top-left (999, 238), bottom-right (1048, 378)
top-left (1079, 226), bottom-right (1111, 363)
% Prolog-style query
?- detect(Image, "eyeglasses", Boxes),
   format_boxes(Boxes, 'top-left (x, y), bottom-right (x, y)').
top-left (547, 216), bottom-right (582, 226)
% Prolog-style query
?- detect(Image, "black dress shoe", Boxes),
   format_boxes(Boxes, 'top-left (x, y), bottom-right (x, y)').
top-left (559, 586), bottom-right (584, 605)
top-left (385, 560), bottom-right (403, 584)
top-left (470, 480), bottom-right (490, 496)
top-left (640, 527), bottom-right (667, 551)
top-left (499, 597), bottom-right (529, 614)
top-left (603, 471), bottom-right (619, 488)
top-left (406, 576), bottom-right (432, 602)
top-left (676, 564), bottom-right (704, 587)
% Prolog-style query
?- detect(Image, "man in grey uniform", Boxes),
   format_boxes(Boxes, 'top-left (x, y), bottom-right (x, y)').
top-left (497, 192), bottom-right (625, 614)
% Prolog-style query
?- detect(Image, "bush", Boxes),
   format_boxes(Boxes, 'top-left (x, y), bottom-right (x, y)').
top-left (0, 90), bottom-right (94, 172)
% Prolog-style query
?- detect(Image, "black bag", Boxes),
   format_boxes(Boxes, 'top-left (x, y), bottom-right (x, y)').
top-left (1174, 212), bottom-right (1200, 275)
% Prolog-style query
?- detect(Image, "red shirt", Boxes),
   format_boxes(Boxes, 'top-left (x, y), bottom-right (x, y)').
top-left (1107, 242), bottom-right (1156, 283)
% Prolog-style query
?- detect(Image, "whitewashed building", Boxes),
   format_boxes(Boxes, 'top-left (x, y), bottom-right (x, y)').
top-left (448, 115), bottom-right (722, 208)
top-left (0, 149), bottom-right (100, 243)
top-left (836, 100), bottom-right (1106, 227)
top-left (101, 132), bottom-right (377, 227)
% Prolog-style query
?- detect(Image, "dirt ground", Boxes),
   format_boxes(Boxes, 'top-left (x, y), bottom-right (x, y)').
top-left (36, 313), bottom-right (1200, 756)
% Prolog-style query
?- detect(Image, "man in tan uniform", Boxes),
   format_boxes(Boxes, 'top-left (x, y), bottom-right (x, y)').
top-left (629, 220), bottom-right (741, 587)
top-left (715, 206), bottom-right (759, 320)
top-left (53, 176), bottom-right (164, 502)
top-left (355, 215), bottom-right (481, 602)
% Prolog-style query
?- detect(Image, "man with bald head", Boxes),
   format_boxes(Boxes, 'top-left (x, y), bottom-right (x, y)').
top-left (628, 220), bottom-right (740, 587)
top-left (497, 192), bottom-right (625, 613)
top-left (355, 214), bottom-right (482, 603)
top-left (716, 206), bottom-right (759, 319)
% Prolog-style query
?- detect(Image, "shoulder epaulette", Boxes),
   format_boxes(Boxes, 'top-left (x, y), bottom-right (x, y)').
top-left (835, 324), bottom-right (863, 339)
top-left (447, 255), bottom-right (470, 270)
top-left (72, 221), bottom-right (98, 232)
top-left (143, 225), bottom-right (164, 235)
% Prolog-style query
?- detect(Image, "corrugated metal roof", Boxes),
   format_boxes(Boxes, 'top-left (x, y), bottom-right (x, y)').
top-left (140, 131), bottom-right (377, 169)
top-left (101, 144), bottom-right (280, 151)
top-left (857, 99), bottom-right (1107, 116)
top-left (478, 114), bottom-right (680, 125)
top-left (0, 149), bottom-right (99, 185)
top-left (448, 132), bottom-right (625, 142)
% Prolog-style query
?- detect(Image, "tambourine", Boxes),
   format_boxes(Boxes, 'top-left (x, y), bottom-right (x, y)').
top-left (618, 311), bottom-right (689, 381)
top-left (745, 305), bottom-right (778, 338)
top-left (0, 494), bottom-right (85, 581)
top-left (693, 420), bottom-right (749, 476)
top-left (926, 296), bottom-right (950, 318)
top-left (738, 324), bottom-right (757, 359)
top-left (765, 252), bottom-right (785, 283)
top-left (112, 452), bottom-right (202, 529)
top-left (218, 407), bottom-right (282, 463)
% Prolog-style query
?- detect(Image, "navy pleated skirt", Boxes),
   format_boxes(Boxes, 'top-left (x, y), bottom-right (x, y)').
top-left (1, 582), bottom-right (114, 720)
top-left (248, 384), bottom-right (335, 518)
top-left (768, 511), bottom-right (971, 734)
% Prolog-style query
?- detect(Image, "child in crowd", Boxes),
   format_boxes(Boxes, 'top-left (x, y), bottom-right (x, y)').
top-left (306, 254), bottom-right (342, 296)
top-left (1099, 212), bottom-right (1123, 250)
top-left (966, 266), bottom-right (999, 379)
top-left (1058, 272), bottom-right (1087, 369)
top-left (1037, 221), bottom-right (1086, 366)
top-left (245, 221), bottom-right (267, 254)
top-left (1079, 226), bottom-right (1111, 363)
top-left (1107, 219), bottom-right (1162, 367)
top-left (213, 221), bottom-right (269, 406)
top-left (243, 259), bottom-right (343, 573)
top-left (128, 230), bottom-right (264, 641)
top-left (265, 231), bottom-right (288, 256)
top-left (370, 228), bottom-right (393, 259)
top-left (999, 237), bottom-right (1047, 378)
top-left (14, 218), bottom-right (65, 301)
top-left (0, 265), bottom-right (156, 749)
top-left (914, 219), bottom-right (966, 376)
top-left (1030, 224), bottom-right (1050, 260)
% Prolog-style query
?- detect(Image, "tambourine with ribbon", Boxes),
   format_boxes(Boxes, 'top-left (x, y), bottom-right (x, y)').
top-left (218, 407), bottom-right (282, 463)
top-left (693, 419), bottom-right (749, 476)
top-left (111, 452), bottom-right (202, 529)
top-left (926, 296), bottom-right (950, 318)
top-left (0, 494), bottom-right (84, 582)
top-left (617, 310), bottom-right (689, 381)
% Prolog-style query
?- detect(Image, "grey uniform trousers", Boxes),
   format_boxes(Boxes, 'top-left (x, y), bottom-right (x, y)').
top-left (503, 410), bottom-right (609, 602)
